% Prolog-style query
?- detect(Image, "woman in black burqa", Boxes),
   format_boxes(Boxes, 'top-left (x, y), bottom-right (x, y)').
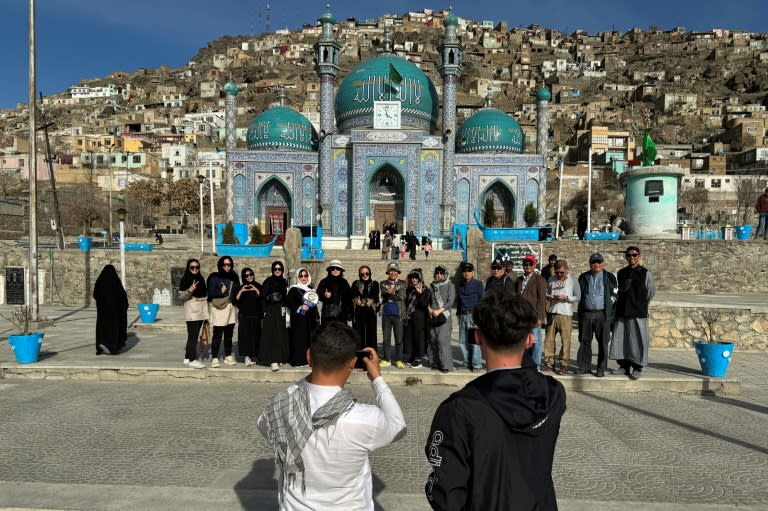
top-left (233, 266), bottom-right (263, 368)
top-left (93, 264), bottom-right (128, 355)
top-left (285, 267), bottom-right (319, 366)
top-left (259, 260), bottom-right (289, 371)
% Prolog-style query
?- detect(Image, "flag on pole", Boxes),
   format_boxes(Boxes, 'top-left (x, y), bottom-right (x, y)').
top-left (641, 130), bottom-right (657, 166)
top-left (388, 63), bottom-right (402, 90)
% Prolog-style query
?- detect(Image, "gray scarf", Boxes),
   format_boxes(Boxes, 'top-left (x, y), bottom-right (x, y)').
top-left (262, 379), bottom-right (356, 499)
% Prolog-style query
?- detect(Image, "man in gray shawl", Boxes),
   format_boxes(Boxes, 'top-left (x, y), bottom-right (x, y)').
top-left (257, 322), bottom-right (406, 509)
top-left (610, 246), bottom-right (655, 380)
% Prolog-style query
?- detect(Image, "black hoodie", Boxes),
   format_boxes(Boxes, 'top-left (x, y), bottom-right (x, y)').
top-left (425, 365), bottom-right (566, 511)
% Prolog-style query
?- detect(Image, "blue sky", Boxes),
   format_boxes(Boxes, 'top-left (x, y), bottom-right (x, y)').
top-left (1, 0), bottom-right (764, 109)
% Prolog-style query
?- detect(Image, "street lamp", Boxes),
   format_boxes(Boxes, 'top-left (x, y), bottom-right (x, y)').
top-left (117, 207), bottom-right (127, 287)
top-left (208, 161), bottom-right (215, 253)
top-left (197, 174), bottom-right (205, 253)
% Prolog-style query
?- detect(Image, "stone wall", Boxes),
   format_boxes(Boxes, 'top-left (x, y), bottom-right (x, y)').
top-left (651, 306), bottom-right (768, 351)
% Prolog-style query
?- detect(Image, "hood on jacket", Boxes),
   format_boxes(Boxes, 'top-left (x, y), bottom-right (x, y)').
top-left (467, 366), bottom-right (565, 436)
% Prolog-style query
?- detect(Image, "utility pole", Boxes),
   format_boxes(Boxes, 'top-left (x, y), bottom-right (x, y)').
top-left (39, 93), bottom-right (64, 249)
top-left (28, 0), bottom-right (39, 319)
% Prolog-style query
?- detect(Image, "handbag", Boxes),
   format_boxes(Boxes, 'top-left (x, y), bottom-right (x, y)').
top-left (266, 291), bottom-right (283, 304)
top-left (199, 321), bottom-right (210, 346)
top-left (211, 297), bottom-right (229, 310)
top-left (431, 312), bottom-right (447, 327)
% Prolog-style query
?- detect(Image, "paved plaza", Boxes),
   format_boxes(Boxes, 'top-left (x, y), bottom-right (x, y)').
top-left (0, 303), bottom-right (767, 510)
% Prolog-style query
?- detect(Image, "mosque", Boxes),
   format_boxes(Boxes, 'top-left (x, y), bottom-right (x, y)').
top-left (221, 8), bottom-right (552, 248)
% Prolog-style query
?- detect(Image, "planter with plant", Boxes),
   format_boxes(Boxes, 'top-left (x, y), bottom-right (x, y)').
top-left (136, 288), bottom-right (160, 324)
top-left (691, 310), bottom-right (733, 378)
top-left (3, 306), bottom-right (45, 364)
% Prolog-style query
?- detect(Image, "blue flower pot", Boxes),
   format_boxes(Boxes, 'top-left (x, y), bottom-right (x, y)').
top-left (138, 303), bottom-right (160, 323)
top-left (694, 340), bottom-right (733, 378)
top-left (77, 236), bottom-right (92, 252)
top-left (8, 333), bottom-right (44, 364)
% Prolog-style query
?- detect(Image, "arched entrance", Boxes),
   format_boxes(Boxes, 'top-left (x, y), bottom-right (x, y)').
top-left (369, 165), bottom-right (404, 234)
top-left (481, 181), bottom-right (516, 227)
top-left (256, 178), bottom-right (291, 245)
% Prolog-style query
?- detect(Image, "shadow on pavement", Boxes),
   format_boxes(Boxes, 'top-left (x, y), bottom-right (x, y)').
top-left (702, 395), bottom-right (768, 416)
top-left (650, 362), bottom-right (702, 376)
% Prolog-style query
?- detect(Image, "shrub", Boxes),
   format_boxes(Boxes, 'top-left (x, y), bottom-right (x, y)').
top-left (222, 221), bottom-right (238, 244)
top-left (249, 223), bottom-right (264, 244)
top-left (523, 202), bottom-right (539, 227)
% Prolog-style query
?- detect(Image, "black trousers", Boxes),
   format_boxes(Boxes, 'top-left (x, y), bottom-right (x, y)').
top-left (185, 320), bottom-right (204, 361)
top-left (211, 323), bottom-right (235, 358)
top-left (577, 311), bottom-right (611, 372)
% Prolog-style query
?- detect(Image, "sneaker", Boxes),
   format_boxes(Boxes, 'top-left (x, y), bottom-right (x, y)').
top-left (379, 359), bottom-right (391, 367)
top-left (395, 361), bottom-right (405, 369)
top-left (188, 360), bottom-right (205, 369)
top-left (271, 362), bottom-right (280, 371)
top-left (611, 366), bottom-right (628, 376)
top-left (244, 356), bottom-right (255, 368)
top-left (223, 355), bottom-right (237, 366)
top-left (629, 370), bottom-right (642, 380)
top-left (211, 358), bottom-right (220, 368)
top-left (410, 360), bottom-right (422, 368)
top-left (183, 359), bottom-right (191, 366)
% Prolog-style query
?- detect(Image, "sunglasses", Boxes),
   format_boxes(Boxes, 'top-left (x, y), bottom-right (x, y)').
top-left (491, 266), bottom-right (503, 270)
top-left (222, 263), bottom-right (232, 267)
top-left (331, 268), bottom-right (342, 271)
top-left (360, 272), bottom-right (370, 276)
top-left (273, 268), bottom-right (283, 272)
top-left (299, 273), bottom-right (308, 278)
top-left (555, 271), bottom-right (566, 275)
top-left (626, 253), bottom-right (640, 258)
top-left (244, 273), bottom-right (254, 277)
top-left (189, 265), bottom-right (199, 269)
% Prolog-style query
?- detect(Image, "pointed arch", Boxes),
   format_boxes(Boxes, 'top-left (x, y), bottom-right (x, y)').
top-left (480, 179), bottom-right (517, 227)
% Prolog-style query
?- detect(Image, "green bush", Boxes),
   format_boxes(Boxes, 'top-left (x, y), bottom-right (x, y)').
top-left (249, 223), bottom-right (264, 244)
top-left (222, 221), bottom-right (238, 244)
top-left (482, 197), bottom-right (496, 226)
top-left (523, 202), bottom-right (539, 227)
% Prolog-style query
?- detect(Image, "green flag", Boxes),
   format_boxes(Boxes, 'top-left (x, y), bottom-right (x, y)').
top-left (641, 130), bottom-right (657, 166)
top-left (388, 63), bottom-right (402, 89)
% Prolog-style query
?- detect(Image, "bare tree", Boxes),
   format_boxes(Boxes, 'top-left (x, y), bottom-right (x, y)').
top-left (735, 177), bottom-right (760, 224)
top-left (678, 187), bottom-right (709, 223)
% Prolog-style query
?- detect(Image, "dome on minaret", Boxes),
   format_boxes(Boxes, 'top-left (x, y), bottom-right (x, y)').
top-left (444, 11), bottom-right (459, 27)
top-left (456, 108), bottom-right (524, 153)
top-left (536, 86), bottom-right (552, 102)
top-left (223, 80), bottom-right (239, 97)
top-left (246, 106), bottom-right (318, 152)
top-left (317, 7), bottom-right (336, 25)
top-left (334, 54), bottom-right (439, 132)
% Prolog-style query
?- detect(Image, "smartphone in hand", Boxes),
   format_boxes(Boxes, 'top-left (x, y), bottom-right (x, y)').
top-left (354, 350), bottom-right (372, 369)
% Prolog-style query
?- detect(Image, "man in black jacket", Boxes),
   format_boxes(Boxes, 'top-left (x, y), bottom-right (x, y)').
top-left (576, 252), bottom-right (618, 377)
top-left (424, 294), bottom-right (566, 511)
top-left (484, 258), bottom-right (517, 298)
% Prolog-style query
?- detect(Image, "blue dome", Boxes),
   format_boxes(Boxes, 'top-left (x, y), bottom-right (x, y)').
top-left (246, 106), bottom-right (318, 152)
top-left (536, 87), bottom-right (552, 102)
top-left (444, 11), bottom-right (459, 27)
top-left (318, 9), bottom-right (336, 25)
top-left (223, 81), bottom-right (239, 97)
top-left (457, 108), bottom-right (524, 153)
top-left (335, 54), bottom-right (439, 132)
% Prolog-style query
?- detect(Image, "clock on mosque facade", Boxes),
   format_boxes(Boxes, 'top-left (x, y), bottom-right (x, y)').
top-left (373, 101), bottom-right (401, 130)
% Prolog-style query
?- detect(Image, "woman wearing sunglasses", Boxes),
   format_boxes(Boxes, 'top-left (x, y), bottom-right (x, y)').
top-left (178, 259), bottom-right (208, 369)
top-left (234, 267), bottom-right (263, 368)
top-left (206, 256), bottom-right (240, 368)
top-left (351, 265), bottom-right (380, 351)
top-left (286, 268), bottom-right (318, 366)
top-left (260, 261), bottom-right (289, 371)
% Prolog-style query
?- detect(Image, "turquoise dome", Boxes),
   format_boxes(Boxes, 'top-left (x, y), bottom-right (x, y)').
top-left (246, 106), bottom-right (318, 152)
top-left (536, 86), bottom-right (551, 102)
top-left (335, 54), bottom-right (439, 132)
top-left (318, 9), bottom-right (336, 25)
top-left (456, 108), bottom-right (524, 153)
top-left (223, 81), bottom-right (238, 97)
top-left (444, 11), bottom-right (459, 27)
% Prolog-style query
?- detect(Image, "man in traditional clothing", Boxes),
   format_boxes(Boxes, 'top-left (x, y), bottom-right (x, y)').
top-left (610, 246), bottom-right (655, 380)
top-left (258, 322), bottom-right (406, 509)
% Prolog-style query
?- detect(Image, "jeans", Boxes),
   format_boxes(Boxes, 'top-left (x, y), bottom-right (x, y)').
top-left (525, 326), bottom-right (544, 367)
top-left (458, 313), bottom-right (483, 369)
top-left (381, 315), bottom-right (403, 363)
top-left (758, 212), bottom-right (768, 239)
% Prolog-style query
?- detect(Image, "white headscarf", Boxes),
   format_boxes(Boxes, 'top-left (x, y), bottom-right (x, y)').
top-left (290, 267), bottom-right (313, 293)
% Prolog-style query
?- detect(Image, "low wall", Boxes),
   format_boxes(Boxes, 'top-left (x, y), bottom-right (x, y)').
top-left (650, 305), bottom-right (768, 351)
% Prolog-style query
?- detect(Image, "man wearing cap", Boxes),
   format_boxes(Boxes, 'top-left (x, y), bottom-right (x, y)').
top-left (456, 262), bottom-right (485, 371)
top-left (517, 255), bottom-right (548, 367)
top-left (485, 259), bottom-right (517, 299)
top-left (543, 259), bottom-right (580, 375)
top-left (577, 253), bottom-right (618, 377)
top-left (755, 188), bottom-right (768, 240)
top-left (610, 246), bottom-right (656, 380)
top-left (317, 260), bottom-right (352, 324)
top-left (380, 262), bottom-right (406, 368)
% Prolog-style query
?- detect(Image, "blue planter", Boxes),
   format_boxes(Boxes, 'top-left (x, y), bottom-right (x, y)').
top-left (137, 303), bottom-right (160, 323)
top-left (77, 236), bottom-right (93, 252)
top-left (694, 340), bottom-right (733, 377)
top-left (735, 225), bottom-right (752, 240)
top-left (8, 333), bottom-right (44, 364)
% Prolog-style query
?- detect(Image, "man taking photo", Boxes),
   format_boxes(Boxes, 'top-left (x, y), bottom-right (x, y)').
top-left (258, 322), bottom-right (406, 510)
top-left (424, 294), bottom-right (566, 510)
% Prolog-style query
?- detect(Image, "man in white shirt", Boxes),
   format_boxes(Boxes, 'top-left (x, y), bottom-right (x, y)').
top-left (257, 321), bottom-right (407, 510)
top-left (544, 259), bottom-right (581, 375)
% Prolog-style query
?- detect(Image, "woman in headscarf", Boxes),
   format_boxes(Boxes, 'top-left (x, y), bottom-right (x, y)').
top-left (93, 264), bottom-right (128, 355)
top-left (403, 268), bottom-right (430, 368)
top-left (316, 259), bottom-right (352, 324)
top-left (427, 265), bottom-right (456, 373)
top-left (233, 267), bottom-right (263, 368)
top-left (259, 260), bottom-right (289, 371)
top-left (178, 258), bottom-right (207, 369)
top-left (285, 268), bottom-right (319, 366)
top-left (351, 264), bottom-right (379, 350)
top-left (206, 255), bottom-right (239, 368)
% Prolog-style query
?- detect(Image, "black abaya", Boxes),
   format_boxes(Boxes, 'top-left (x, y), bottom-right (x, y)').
top-left (93, 264), bottom-right (128, 355)
top-left (286, 286), bottom-right (319, 366)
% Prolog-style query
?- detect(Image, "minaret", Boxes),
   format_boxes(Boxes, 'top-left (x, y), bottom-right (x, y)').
top-left (536, 85), bottom-right (552, 158)
top-left (313, 4), bottom-right (340, 230)
top-left (223, 79), bottom-right (239, 221)
top-left (437, 7), bottom-right (462, 233)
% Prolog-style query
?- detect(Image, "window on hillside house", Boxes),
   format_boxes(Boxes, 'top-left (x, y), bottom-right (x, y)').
top-left (711, 179), bottom-right (721, 188)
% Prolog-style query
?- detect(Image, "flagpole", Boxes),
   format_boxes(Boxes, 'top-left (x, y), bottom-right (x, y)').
top-left (587, 146), bottom-right (592, 235)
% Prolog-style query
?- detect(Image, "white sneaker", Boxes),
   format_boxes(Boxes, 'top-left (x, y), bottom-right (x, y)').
top-left (188, 360), bottom-right (205, 369)
top-left (183, 359), bottom-right (191, 366)
top-left (244, 356), bottom-right (255, 367)
top-left (270, 362), bottom-right (279, 371)
top-left (211, 358), bottom-right (220, 368)
top-left (223, 355), bottom-right (237, 366)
